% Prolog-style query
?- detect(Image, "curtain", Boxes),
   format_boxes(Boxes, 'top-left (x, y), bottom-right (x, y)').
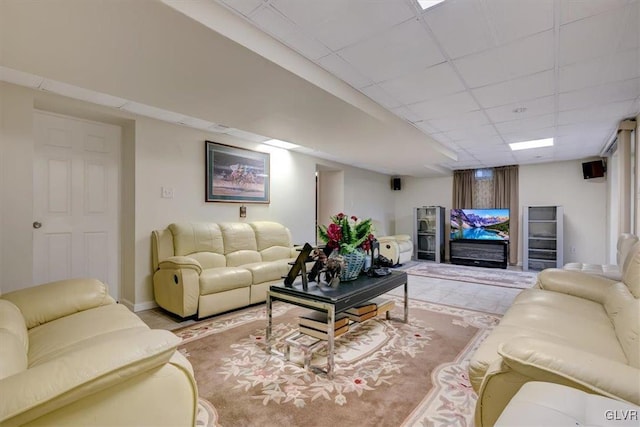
top-left (452, 169), bottom-right (474, 209)
top-left (494, 165), bottom-right (519, 265)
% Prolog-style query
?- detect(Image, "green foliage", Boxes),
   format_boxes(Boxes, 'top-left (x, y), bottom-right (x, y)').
top-left (318, 213), bottom-right (373, 255)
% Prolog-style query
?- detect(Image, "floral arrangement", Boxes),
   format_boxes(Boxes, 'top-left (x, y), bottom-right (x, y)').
top-left (318, 213), bottom-right (375, 255)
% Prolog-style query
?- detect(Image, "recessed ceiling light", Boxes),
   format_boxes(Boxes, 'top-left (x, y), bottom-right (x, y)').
top-left (512, 107), bottom-right (527, 114)
top-left (417, 0), bottom-right (446, 10)
top-left (509, 138), bottom-right (554, 151)
top-left (264, 139), bottom-right (300, 150)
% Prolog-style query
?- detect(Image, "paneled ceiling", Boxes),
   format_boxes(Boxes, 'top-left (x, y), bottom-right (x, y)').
top-left (213, 0), bottom-right (639, 170)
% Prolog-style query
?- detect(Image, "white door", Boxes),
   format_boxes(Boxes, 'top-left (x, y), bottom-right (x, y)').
top-left (33, 111), bottom-right (121, 300)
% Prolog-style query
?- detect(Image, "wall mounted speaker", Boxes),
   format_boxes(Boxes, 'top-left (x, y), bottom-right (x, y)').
top-left (391, 177), bottom-right (401, 191)
top-left (582, 160), bottom-right (606, 179)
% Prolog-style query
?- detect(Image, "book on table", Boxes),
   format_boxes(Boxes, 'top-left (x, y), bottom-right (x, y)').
top-left (298, 311), bottom-right (350, 330)
top-left (345, 309), bottom-right (377, 322)
top-left (345, 302), bottom-right (377, 316)
top-left (368, 297), bottom-right (395, 315)
top-left (299, 324), bottom-right (350, 340)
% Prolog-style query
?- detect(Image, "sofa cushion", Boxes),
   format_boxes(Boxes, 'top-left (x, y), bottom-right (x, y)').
top-left (0, 299), bottom-right (28, 351)
top-left (28, 304), bottom-right (148, 366)
top-left (189, 251), bottom-right (226, 270)
top-left (260, 246), bottom-right (295, 262)
top-left (243, 259), bottom-right (292, 285)
top-left (469, 288), bottom-right (627, 389)
top-left (226, 250), bottom-right (262, 267)
top-left (613, 299), bottom-right (640, 368)
top-left (250, 221), bottom-right (293, 252)
top-left (199, 267), bottom-right (252, 295)
top-left (220, 222), bottom-right (258, 254)
top-left (169, 222), bottom-right (224, 256)
top-left (0, 329), bottom-right (27, 380)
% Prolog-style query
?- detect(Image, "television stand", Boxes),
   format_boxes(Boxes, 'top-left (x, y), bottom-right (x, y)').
top-left (449, 239), bottom-right (508, 269)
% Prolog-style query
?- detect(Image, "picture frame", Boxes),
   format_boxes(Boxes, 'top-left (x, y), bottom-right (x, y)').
top-left (205, 141), bottom-right (270, 203)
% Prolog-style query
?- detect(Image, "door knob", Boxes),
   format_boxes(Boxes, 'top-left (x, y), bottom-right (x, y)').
top-left (33, 221), bottom-right (42, 229)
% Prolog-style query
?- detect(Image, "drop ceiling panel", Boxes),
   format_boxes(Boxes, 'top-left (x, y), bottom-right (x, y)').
top-left (429, 110), bottom-right (490, 132)
top-left (559, 78), bottom-right (640, 111)
top-left (455, 135), bottom-right (505, 147)
top-left (338, 19), bottom-right (445, 83)
top-left (560, 0), bottom-right (629, 25)
top-left (558, 55), bottom-right (609, 92)
top-left (559, 7), bottom-right (626, 66)
top-left (270, 0), bottom-right (415, 51)
top-left (360, 84), bottom-right (401, 109)
top-left (485, 0), bottom-right (554, 45)
top-left (392, 106), bottom-right (422, 123)
top-left (378, 62), bottom-right (465, 105)
top-left (249, 6), bottom-right (331, 60)
top-left (446, 124), bottom-right (499, 141)
top-left (219, 0), bottom-right (263, 16)
top-left (408, 91), bottom-right (480, 120)
top-left (501, 126), bottom-right (556, 143)
top-left (503, 30), bottom-right (555, 78)
top-left (486, 95), bottom-right (555, 123)
top-left (316, 54), bottom-right (371, 89)
top-left (558, 100), bottom-right (636, 125)
top-left (423, 0), bottom-right (494, 59)
top-left (494, 114), bottom-right (555, 134)
top-left (473, 70), bottom-right (555, 109)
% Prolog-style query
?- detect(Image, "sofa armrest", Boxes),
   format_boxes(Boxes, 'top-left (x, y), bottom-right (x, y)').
top-left (0, 329), bottom-right (185, 426)
top-left (535, 268), bottom-right (617, 304)
top-left (498, 337), bottom-right (640, 405)
top-left (392, 234), bottom-right (412, 242)
top-left (1, 278), bottom-right (115, 330)
top-left (158, 255), bottom-right (203, 274)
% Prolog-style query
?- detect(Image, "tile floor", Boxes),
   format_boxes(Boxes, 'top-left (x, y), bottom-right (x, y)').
top-left (137, 263), bottom-right (525, 330)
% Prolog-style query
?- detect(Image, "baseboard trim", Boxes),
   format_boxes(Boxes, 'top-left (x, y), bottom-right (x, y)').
top-left (119, 298), bottom-right (158, 313)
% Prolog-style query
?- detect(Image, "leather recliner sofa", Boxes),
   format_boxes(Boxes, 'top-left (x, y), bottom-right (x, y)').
top-left (563, 233), bottom-right (638, 280)
top-left (152, 221), bottom-right (298, 318)
top-left (469, 242), bottom-right (640, 426)
top-left (372, 220), bottom-right (413, 265)
top-left (0, 278), bottom-right (197, 426)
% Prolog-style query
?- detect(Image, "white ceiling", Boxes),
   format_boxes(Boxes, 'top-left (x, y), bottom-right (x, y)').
top-left (212, 0), bottom-right (640, 170)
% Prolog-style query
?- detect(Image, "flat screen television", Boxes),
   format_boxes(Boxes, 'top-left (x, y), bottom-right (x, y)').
top-left (450, 208), bottom-right (510, 241)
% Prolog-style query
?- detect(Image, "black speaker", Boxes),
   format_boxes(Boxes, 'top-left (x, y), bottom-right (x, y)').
top-left (391, 177), bottom-right (401, 191)
top-left (582, 160), bottom-right (606, 179)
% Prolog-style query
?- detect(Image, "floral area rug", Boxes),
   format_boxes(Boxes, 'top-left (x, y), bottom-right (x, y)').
top-left (175, 298), bottom-right (500, 427)
top-left (405, 262), bottom-right (538, 289)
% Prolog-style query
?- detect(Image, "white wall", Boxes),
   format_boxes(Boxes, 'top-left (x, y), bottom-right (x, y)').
top-left (0, 82), bottom-right (395, 307)
top-left (396, 161), bottom-right (608, 266)
top-left (519, 160), bottom-right (607, 265)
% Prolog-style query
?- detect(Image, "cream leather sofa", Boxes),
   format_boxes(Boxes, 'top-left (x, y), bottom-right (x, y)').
top-left (372, 220), bottom-right (413, 265)
top-left (495, 382), bottom-right (640, 427)
top-left (0, 278), bottom-right (197, 426)
top-left (563, 233), bottom-right (638, 280)
top-left (152, 221), bottom-right (297, 318)
top-left (469, 242), bottom-right (640, 427)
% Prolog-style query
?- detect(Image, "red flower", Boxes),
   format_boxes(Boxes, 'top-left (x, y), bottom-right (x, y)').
top-left (327, 223), bottom-right (343, 242)
top-left (351, 215), bottom-right (358, 221)
top-left (336, 213), bottom-right (345, 220)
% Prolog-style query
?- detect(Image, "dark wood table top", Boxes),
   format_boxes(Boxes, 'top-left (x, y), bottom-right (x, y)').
top-left (269, 270), bottom-right (407, 313)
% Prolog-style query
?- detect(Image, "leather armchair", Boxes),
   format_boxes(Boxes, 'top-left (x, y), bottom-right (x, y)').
top-left (372, 220), bottom-right (413, 265)
top-left (0, 278), bottom-right (197, 426)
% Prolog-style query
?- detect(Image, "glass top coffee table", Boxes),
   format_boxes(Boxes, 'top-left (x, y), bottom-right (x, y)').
top-left (266, 270), bottom-right (408, 378)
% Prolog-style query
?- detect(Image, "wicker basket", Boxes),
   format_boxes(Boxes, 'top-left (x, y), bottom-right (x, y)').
top-left (339, 250), bottom-right (366, 281)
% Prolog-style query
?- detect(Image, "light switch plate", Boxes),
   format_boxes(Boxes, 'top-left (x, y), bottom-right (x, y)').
top-left (161, 187), bottom-right (174, 199)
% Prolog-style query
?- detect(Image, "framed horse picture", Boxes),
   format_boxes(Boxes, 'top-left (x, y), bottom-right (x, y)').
top-left (205, 141), bottom-right (270, 203)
